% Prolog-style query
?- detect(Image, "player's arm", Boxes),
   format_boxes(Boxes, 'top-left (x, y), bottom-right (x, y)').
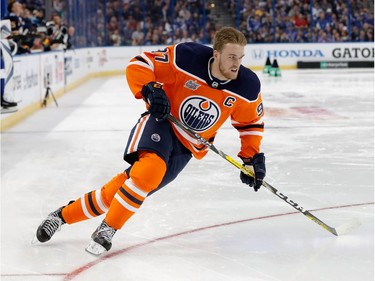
top-left (231, 94), bottom-right (264, 158)
top-left (125, 47), bottom-right (176, 119)
top-left (231, 94), bottom-right (266, 191)
top-left (125, 47), bottom-right (175, 99)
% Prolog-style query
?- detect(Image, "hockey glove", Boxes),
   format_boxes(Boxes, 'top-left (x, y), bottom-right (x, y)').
top-left (141, 82), bottom-right (171, 120)
top-left (240, 153), bottom-right (266, 192)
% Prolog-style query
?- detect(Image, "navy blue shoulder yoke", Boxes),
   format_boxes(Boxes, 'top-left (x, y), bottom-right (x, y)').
top-left (174, 43), bottom-right (261, 102)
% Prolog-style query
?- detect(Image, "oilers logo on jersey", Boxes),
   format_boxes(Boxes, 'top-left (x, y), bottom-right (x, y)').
top-left (180, 96), bottom-right (220, 132)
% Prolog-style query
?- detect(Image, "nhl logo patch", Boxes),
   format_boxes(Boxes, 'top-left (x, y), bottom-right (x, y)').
top-left (151, 133), bottom-right (161, 142)
top-left (184, 80), bottom-right (201, 91)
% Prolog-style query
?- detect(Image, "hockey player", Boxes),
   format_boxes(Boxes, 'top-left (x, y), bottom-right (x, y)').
top-left (1, 19), bottom-right (18, 113)
top-left (33, 27), bottom-right (266, 256)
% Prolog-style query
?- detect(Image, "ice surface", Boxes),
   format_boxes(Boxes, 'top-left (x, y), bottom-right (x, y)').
top-left (1, 69), bottom-right (373, 281)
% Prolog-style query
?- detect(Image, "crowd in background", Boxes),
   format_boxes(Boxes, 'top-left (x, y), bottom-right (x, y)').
top-left (238, 0), bottom-right (374, 43)
top-left (97, 0), bottom-right (218, 46)
top-left (3, 0), bottom-right (374, 55)
top-left (3, 0), bottom-right (74, 54)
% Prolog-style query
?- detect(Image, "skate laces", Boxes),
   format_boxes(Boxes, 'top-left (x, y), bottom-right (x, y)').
top-left (95, 222), bottom-right (116, 241)
top-left (42, 215), bottom-right (63, 237)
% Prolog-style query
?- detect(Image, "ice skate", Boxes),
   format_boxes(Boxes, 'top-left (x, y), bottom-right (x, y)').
top-left (85, 220), bottom-right (116, 256)
top-left (1, 97), bottom-right (18, 114)
top-left (32, 207), bottom-right (65, 244)
top-left (1, 97), bottom-right (17, 107)
top-left (1, 106), bottom-right (18, 114)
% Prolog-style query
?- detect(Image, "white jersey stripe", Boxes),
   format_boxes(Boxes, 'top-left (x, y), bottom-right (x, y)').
top-left (126, 60), bottom-right (153, 72)
top-left (231, 119), bottom-right (264, 125)
top-left (172, 123), bottom-right (200, 146)
top-left (239, 131), bottom-right (263, 137)
top-left (140, 54), bottom-right (154, 71)
top-left (126, 115), bottom-right (149, 155)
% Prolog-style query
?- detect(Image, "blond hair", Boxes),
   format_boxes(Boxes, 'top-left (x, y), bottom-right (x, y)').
top-left (213, 27), bottom-right (247, 52)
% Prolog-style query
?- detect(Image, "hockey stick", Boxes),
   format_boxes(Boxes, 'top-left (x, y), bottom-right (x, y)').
top-left (167, 114), bottom-right (361, 236)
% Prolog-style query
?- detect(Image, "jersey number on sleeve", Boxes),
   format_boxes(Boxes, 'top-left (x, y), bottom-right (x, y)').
top-left (153, 48), bottom-right (169, 63)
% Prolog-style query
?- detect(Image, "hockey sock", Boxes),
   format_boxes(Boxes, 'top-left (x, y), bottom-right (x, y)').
top-left (62, 172), bottom-right (128, 224)
top-left (105, 152), bottom-right (167, 230)
top-left (105, 179), bottom-right (147, 229)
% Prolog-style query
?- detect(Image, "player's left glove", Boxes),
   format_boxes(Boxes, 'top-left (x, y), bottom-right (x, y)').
top-left (240, 153), bottom-right (266, 192)
top-left (141, 82), bottom-right (170, 120)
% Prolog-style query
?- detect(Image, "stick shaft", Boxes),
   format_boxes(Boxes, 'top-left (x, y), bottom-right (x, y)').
top-left (167, 114), bottom-right (338, 236)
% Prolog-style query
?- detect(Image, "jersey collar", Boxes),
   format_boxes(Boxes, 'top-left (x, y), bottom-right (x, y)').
top-left (207, 57), bottom-right (231, 89)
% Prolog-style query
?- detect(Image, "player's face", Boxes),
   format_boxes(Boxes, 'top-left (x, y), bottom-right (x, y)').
top-left (216, 43), bottom-right (245, 80)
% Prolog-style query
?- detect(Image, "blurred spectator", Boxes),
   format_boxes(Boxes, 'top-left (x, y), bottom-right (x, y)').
top-left (7, 1), bottom-right (23, 20)
top-left (294, 28), bottom-right (307, 43)
top-left (32, 8), bottom-right (46, 27)
top-left (107, 15), bottom-right (121, 46)
top-left (46, 14), bottom-right (69, 50)
top-left (131, 23), bottom-right (144, 45)
top-left (67, 26), bottom-right (75, 49)
top-left (52, 0), bottom-right (64, 14)
top-left (365, 29), bottom-right (373, 42)
top-left (279, 31), bottom-right (290, 43)
top-left (332, 28), bottom-right (342, 42)
top-left (110, 29), bottom-right (121, 46)
top-left (317, 30), bottom-right (329, 42)
top-left (316, 11), bottom-right (331, 30)
top-left (294, 12), bottom-right (308, 29)
top-left (151, 30), bottom-right (161, 45)
top-left (30, 34), bottom-right (44, 52)
top-left (122, 21), bottom-right (134, 45)
top-left (5, 1), bottom-right (31, 54)
top-left (180, 29), bottom-right (193, 43)
top-left (143, 30), bottom-right (153, 45)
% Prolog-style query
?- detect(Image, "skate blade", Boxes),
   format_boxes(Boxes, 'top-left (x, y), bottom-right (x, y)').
top-left (31, 235), bottom-right (41, 245)
top-left (85, 240), bottom-right (107, 256)
top-left (1, 107), bottom-right (18, 114)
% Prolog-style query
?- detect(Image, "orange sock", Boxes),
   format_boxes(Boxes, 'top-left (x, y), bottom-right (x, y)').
top-left (105, 152), bottom-right (167, 230)
top-left (62, 172), bottom-right (128, 224)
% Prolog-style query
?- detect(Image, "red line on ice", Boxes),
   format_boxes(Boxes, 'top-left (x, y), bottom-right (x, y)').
top-left (62, 201), bottom-right (373, 281)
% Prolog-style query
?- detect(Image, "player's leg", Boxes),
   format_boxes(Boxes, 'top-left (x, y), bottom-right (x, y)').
top-left (104, 136), bottom-right (192, 230)
top-left (32, 115), bottom-right (156, 244)
top-left (62, 172), bottom-right (129, 224)
top-left (33, 172), bottom-right (128, 243)
top-left (105, 151), bottom-right (166, 229)
top-left (86, 151), bottom-right (167, 254)
top-left (86, 114), bottom-right (192, 255)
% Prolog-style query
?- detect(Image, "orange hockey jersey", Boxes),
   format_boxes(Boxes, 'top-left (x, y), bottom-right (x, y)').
top-left (125, 42), bottom-right (264, 160)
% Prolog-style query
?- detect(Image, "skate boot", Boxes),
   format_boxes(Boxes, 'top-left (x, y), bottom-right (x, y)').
top-left (1, 97), bottom-right (18, 108)
top-left (85, 220), bottom-right (116, 256)
top-left (1, 97), bottom-right (18, 114)
top-left (32, 207), bottom-right (65, 244)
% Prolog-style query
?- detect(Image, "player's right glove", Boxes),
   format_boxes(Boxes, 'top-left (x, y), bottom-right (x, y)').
top-left (141, 82), bottom-right (171, 120)
top-left (240, 153), bottom-right (266, 192)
